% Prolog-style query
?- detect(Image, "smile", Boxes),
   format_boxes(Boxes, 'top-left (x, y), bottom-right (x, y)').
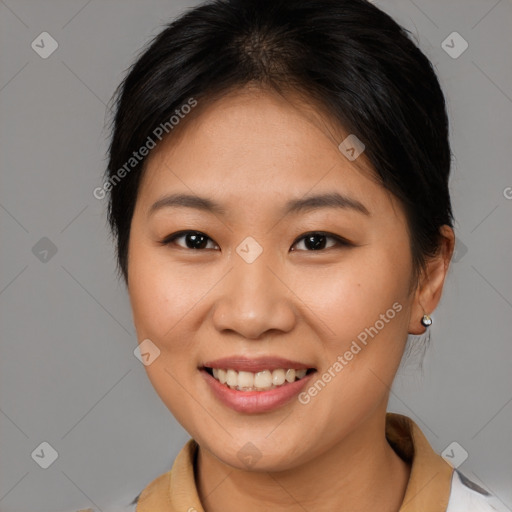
top-left (204, 367), bottom-right (315, 392)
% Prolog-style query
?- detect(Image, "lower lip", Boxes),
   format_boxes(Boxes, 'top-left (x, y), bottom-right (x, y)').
top-left (200, 369), bottom-right (316, 413)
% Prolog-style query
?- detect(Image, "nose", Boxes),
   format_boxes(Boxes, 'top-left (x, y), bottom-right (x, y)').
top-left (211, 253), bottom-right (296, 340)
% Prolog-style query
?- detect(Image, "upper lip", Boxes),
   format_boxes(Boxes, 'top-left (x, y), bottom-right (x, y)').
top-left (201, 356), bottom-right (315, 373)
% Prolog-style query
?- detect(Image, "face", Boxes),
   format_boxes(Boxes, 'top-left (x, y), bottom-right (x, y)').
top-left (127, 86), bottom-right (420, 471)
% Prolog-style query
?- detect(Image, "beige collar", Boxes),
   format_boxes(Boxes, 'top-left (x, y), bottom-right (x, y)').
top-left (136, 413), bottom-right (453, 512)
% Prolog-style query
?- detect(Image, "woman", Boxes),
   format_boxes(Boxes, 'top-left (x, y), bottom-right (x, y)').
top-left (95, 0), bottom-right (504, 510)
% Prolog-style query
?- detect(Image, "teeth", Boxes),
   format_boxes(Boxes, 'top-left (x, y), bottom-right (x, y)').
top-left (238, 371), bottom-right (254, 388)
top-left (209, 367), bottom-right (310, 391)
top-left (272, 369), bottom-right (286, 386)
top-left (285, 369), bottom-right (296, 382)
top-left (254, 370), bottom-right (272, 390)
top-left (296, 369), bottom-right (307, 379)
top-left (226, 369), bottom-right (237, 387)
top-left (217, 368), bottom-right (227, 384)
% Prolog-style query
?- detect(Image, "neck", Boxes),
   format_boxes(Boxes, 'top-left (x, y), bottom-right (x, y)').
top-left (195, 411), bottom-right (410, 512)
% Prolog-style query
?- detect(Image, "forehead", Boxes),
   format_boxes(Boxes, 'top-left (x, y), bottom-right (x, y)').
top-left (138, 86), bottom-right (395, 220)
top-left (148, 86), bottom-right (368, 167)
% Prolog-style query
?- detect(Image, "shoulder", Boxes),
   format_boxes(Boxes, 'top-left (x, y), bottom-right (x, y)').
top-left (72, 439), bottom-right (196, 512)
top-left (446, 470), bottom-right (508, 512)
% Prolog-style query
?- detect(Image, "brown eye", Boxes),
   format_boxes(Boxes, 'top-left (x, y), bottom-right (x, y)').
top-left (161, 231), bottom-right (219, 250)
top-left (291, 232), bottom-right (351, 251)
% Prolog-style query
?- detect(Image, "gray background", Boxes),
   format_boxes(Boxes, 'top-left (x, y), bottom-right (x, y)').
top-left (1, 0), bottom-right (511, 510)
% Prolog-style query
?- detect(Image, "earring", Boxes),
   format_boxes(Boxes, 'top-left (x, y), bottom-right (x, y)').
top-left (421, 313), bottom-right (432, 327)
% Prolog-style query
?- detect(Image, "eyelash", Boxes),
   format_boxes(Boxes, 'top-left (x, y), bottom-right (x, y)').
top-left (159, 230), bottom-right (352, 252)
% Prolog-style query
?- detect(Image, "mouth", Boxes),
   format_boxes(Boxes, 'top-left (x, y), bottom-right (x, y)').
top-left (201, 366), bottom-right (317, 392)
top-left (199, 357), bottom-right (318, 413)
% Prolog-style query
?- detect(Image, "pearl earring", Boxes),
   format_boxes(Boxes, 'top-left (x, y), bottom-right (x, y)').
top-left (421, 313), bottom-right (432, 327)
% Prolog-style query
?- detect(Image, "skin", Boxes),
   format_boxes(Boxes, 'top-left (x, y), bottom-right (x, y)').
top-left (127, 85), bottom-right (455, 512)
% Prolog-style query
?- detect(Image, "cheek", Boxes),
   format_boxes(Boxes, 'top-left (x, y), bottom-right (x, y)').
top-left (128, 240), bottom-right (197, 340)
top-left (293, 246), bottom-right (412, 350)
top-left (292, 250), bottom-right (411, 426)
top-left (127, 240), bottom-right (205, 424)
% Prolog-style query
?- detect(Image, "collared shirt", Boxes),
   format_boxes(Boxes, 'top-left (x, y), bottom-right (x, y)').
top-left (131, 413), bottom-right (503, 511)
top-left (75, 413), bottom-right (505, 511)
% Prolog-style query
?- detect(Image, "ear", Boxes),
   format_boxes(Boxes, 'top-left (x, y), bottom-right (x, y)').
top-left (408, 225), bottom-right (455, 335)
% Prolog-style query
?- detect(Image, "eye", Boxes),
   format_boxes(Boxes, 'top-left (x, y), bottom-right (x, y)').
top-left (160, 230), bottom-right (219, 250)
top-left (290, 232), bottom-right (351, 252)
top-left (159, 230), bottom-right (351, 252)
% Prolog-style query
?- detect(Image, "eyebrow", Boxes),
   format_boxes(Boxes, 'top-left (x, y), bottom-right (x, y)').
top-left (148, 191), bottom-right (370, 217)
